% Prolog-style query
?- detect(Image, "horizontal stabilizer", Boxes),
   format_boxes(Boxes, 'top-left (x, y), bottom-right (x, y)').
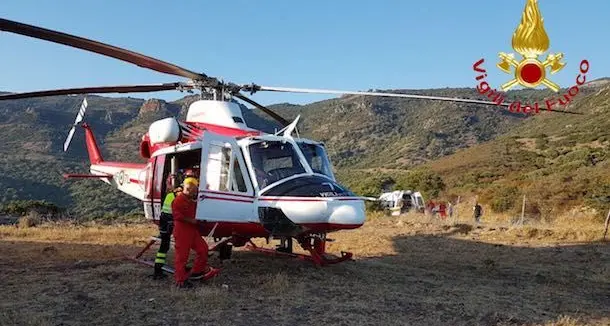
top-left (63, 173), bottom-right (112, 179)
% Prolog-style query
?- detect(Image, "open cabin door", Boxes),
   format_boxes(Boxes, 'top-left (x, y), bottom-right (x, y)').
top-left (143, 156), bottom-right (165, 221)
top-left (196, 132), bottom-right (256, 223)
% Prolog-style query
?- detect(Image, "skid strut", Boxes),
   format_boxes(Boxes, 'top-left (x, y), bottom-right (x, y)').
top-left (245, 236), bottom-right (353, 266)
top-left (128, 235), bottom-right (232, 274)
top-left (130, 234), bottom-right (353, 269)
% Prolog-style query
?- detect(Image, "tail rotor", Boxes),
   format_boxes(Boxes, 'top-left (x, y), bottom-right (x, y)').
top-left (63, 97), bottom-right (88, 152)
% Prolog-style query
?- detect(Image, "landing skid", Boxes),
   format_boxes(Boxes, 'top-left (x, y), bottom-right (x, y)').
top-left (128, 234), bottom-right (353, 271)
top-left (245, 236), bottom-right (353, 267)
top-left (127, 236), bottom-right (232, 274)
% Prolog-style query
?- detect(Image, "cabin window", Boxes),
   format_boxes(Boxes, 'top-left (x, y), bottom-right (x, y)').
top-left (206, 143), bottom-right (249, 193)
top-left (207, 144), bottom-right (231, 191)
top-left (231, 155), bottom-right (248, 192)
top-left (154, 155), bottom-right (166, 197)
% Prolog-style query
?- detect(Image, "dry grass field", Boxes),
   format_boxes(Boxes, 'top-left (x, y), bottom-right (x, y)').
top-left (1, 213), bottom-right (609, 326)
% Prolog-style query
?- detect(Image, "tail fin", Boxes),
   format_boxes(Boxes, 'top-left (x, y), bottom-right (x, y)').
top-left (82, 122), bottom-right (103, 164)
top-left (63, 97), bottom-right (87, 152)
top-left (62, 97), bottom-right (103, 165)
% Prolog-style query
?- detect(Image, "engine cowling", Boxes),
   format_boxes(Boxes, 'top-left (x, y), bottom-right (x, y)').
top-left (148, 117), bottom-right (181, 145)
top-left (139, 133), bottom-right (151, 159)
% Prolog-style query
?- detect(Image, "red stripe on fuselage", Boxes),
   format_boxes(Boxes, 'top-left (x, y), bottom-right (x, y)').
top-left (200, 190), bottom-right (255, 199)
top-left (258, 197), bottom-right (362, 202)
top-left (97, 162), bottom-right (147, 169)
top-left (199, 195), bottom-right (254, 203)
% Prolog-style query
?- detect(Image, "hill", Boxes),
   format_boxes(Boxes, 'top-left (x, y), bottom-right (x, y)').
top-left (0, 83), bottom-right (607, 218)
top-left (0, 95), bottom-right (145, 218)
top-left (424, 83), bottom-right (610, 219)
top-left (250, 88), bottom-right (547, 169)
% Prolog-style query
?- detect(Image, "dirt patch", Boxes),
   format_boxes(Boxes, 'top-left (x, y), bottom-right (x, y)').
top-left (1, 220), bottom-right (609, 326)
top-left (515, 138), bottom-right (537, 151)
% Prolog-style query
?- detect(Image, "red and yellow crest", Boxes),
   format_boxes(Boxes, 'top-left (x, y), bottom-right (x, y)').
top-left (497, 0), bottom-right (566, 92)
top-left (473, 0), bottom-right (590, 114)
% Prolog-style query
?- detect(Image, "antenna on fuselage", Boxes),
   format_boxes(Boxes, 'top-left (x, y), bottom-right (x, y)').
top-left (276, 115), bottom-right (301, 138)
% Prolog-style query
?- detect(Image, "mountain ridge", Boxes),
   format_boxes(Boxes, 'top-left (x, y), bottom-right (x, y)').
top-left (0, 80), bottom-right (608, 218)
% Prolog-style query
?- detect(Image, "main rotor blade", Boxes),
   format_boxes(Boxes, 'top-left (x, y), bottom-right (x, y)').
top-left (233, 93), bottom-right (290, 127)
top-left (250, 85), bottom-right (583, 115)
top-left (0, 83), bottom-right (188, 100)
top-left (0, 18), bottom-right (211, 82)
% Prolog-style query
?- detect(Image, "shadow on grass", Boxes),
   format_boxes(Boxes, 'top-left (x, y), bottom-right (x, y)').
top-left (1, 232), bottom-right (609, 326)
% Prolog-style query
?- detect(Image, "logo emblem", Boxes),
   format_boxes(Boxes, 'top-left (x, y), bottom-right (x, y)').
top-left (497, 0), bottom-right (564, 92)
top-left (472, 0), bottom-right (590, 114)
top-left (117, 171), bottom-right (125, 185)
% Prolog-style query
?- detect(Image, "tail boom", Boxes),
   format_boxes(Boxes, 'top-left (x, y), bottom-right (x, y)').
top-left (78, 122), bottom-right (148, 200)
top-left (90, 162), bottom-right (148, 200)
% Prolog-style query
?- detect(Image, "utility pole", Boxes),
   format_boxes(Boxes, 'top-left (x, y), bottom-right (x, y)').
top-left (455, 196), bottom-right (460, 222)
top-left (603, 210), bottom-right (610, 241)
top-left (519, 195), bottom-right (526, 226)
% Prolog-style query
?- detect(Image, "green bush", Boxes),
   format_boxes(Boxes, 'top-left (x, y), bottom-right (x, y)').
top-left (479, 185), bottom-right (519, 213)
top-left (395, 168), bottom-right (446, 198)
top-left (584, 182), bottom-right (610, 220)
top-left (0, 200), bottom-right (64, 217)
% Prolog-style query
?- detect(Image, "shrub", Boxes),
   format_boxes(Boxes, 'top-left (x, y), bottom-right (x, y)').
top-left (395, 168), bottom-right (446, 198)
top-left (480, 184), bottom-right (519, 213)
top-left (18, 211), bottom-right (41, 228)
top-left (0, 200), bottom-right (63, 217)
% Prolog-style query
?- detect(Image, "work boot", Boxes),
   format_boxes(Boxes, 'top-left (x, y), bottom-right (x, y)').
top-left (189, 266), bottom-right (220, 281)
top-left (150, 263), bottom-right (167, 280)
top-left (189, 272), bottom-right (204, 280)
top-left (148, 264), bottom-right (166, 280)
top-left (203, 267), bottom-right (221, 280)
top-left (175, 280), bottom-right (194, 289)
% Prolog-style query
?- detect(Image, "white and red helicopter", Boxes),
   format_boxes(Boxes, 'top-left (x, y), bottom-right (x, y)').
top-left (0, 18), bottom-right (575, 269)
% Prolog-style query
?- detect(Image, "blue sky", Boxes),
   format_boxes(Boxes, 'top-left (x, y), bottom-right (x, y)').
top-left (1, 0), bottom-right (609, 106)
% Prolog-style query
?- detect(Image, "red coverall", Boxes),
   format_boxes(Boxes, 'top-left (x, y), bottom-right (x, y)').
top-left (171, 192), bottom-right (209, 284)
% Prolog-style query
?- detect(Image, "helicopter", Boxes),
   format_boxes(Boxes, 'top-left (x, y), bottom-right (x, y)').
top-left (0, 17), bottom-right (573, 270)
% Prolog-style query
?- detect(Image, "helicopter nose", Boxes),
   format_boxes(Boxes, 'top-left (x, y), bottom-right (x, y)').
top-left (328, 200), bottom-right (366, 226)
top-left (257, 198), bottom-right (366, 234)
top-left (258, 175), bottom-right (366, 233)
top-left (259, 176), bottom-right (366, 232)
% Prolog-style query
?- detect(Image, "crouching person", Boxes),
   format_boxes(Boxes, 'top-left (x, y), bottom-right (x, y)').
top-left (171, 177), bottom-right (219, 288)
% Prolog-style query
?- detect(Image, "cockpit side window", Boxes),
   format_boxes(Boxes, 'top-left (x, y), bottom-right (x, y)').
top-left (297, 142), bottom-right (334, 178)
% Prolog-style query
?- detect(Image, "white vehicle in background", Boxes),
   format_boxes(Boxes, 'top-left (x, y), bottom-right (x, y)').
top-left (378, 190), bottom-right (425, 216)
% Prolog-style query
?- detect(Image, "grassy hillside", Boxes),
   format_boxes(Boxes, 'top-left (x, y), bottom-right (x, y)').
top-left (425, 84), bottom-right (610, 220)
top-left (0, 93), bottom-right (300, 217)
top-left (251, 88), bottom-right (545, 169)
top-left (0, 95), bottom-right (146, 217)
top-left (1, 83), bottom-right (607, 219)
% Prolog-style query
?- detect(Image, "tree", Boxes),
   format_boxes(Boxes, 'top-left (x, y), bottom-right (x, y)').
top-left (395, 168), bottom-right (446, 199)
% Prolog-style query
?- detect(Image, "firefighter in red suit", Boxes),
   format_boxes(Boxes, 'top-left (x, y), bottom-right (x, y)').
top-left (171, 176), bottom-right (219, 288)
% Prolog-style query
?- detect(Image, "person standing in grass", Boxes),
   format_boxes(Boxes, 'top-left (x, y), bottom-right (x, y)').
top-left (171, 177), bottom-right (219, 288)
top-left (473, 203), bottom-right (482, 223)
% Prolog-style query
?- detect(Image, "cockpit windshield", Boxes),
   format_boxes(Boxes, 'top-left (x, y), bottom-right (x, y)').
top-left (248, 141), bottom-right (306, 189)
top-left (297, 142), bottom-right (334, 178)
